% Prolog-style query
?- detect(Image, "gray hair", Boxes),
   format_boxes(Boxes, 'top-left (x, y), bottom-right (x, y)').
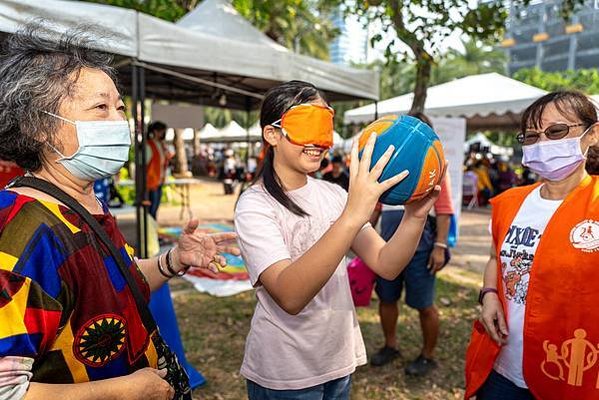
top-left (0, 21), bottom-right (115, 170)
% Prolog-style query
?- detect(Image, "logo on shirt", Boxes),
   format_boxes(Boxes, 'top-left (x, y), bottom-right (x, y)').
top-left (570, 220), bottom-right (599, 253)
top-left (74, 314), bottom-right (127, 367)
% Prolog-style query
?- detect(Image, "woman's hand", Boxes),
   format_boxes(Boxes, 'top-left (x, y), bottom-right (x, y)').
top-left (123, 368), bottom-right (174, 400)
top-left (480, 292), bottom-right (508, 345)
top-left (173, 219), bottom-right (240, 273)
top-left (344, 133), bottom-right (409, 225)
top-left (403, 163), bottom-right (446, 220)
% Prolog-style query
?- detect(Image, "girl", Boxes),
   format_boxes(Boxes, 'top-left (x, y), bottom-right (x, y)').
top-left (235, 81), bottom-right (441, 399)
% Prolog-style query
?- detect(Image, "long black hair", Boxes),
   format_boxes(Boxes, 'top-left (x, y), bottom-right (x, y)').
top-left (254, 80), bottom-right (327, 217)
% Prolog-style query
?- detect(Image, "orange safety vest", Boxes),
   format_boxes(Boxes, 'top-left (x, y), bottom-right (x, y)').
top-left (465, 175), bottom-right (599, 400)
top-left (147, 139), bottom-right (166, 191)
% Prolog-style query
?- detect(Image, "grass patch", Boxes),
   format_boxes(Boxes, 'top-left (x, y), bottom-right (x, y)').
top-left (173, 274), bottom-right (478, 400)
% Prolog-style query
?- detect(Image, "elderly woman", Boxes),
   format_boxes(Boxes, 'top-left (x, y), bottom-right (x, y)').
top-left (0, 25), bottom-right (236, 400)
top-left (465, 91), bottom-right (599, 400)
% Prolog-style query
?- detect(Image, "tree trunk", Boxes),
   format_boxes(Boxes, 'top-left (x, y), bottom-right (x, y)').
top-left (409, 53), bottom-right (432, 114)
top-left (173, 128), bottom-right (188, 175)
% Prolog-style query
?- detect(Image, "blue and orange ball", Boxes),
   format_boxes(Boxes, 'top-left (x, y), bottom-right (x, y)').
top-left (358, 114), bottom-right (446, 205)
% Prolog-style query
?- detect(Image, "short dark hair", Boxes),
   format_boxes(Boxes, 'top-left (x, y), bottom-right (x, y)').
top-left (408, 111), bottom-right (434, 129)
top-left (521, 91), bottom-right (598, 134)
top-left (148, 121), bottom-right (167, 135)
top-left (0, 22), bottom-right (115, 171)
top-left (331, 155), bottom-right (343, 164)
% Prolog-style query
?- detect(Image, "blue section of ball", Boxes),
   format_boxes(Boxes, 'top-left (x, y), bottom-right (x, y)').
top-left (359, 115), bottom-right (440, 205)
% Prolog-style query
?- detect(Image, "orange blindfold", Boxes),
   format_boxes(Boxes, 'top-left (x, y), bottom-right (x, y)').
top-left (272, 104), bottom-right (335, 149)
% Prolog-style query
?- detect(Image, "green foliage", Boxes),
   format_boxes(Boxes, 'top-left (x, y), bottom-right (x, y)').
top-left (85, 0), bottom-right (338, 60)
top-left (232, 0), bottom-right (339, 59)
top-left (83, 0), bottom-right (199, 21)
top-left (513, 68), bottom-right (599, 94)
top-left (337, 0), bottom-right (581, 112)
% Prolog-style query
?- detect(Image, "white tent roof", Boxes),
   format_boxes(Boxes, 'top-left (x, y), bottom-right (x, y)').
top-left (0, 0), bottom-right (379, 106)
top-left (200, 121), bottom-right (262, 143)
top-left (344, 73), bottom-right (546, 130)
top-left (177, 0), bottom-right (286, 51)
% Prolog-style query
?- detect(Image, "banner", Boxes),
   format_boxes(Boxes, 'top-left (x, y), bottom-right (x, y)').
top-left (430, 117), bottom-right (467, 244)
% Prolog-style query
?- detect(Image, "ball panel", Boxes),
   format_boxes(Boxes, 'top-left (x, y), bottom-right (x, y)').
top-left (357, 117), bottom-right (397, 150)
top-left (356, 114), bottom-right (447, 206)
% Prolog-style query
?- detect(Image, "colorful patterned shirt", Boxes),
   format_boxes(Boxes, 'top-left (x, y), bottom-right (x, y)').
top-left (0, 190), bottom-right (158, 393)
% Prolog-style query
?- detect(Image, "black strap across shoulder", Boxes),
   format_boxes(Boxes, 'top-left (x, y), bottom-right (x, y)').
top-left (9, 176), bottom-right (158, 333)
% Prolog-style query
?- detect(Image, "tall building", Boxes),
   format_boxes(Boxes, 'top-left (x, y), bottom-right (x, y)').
top-left (329, 7), bottom-right (368, 66)
top-left (503, 0), bottom-right (599, 75)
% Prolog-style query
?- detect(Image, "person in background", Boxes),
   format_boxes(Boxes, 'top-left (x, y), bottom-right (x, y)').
top-left (474, 160), bottom-right (494, 205)
top-left (146, 121), bottom-right (169, 219)
top-left (370, 113), bottom-right (454, 377)
top-left (222, 149), bottom-right (237, 195)
top-left (0, 160), bottom-right (23, 188)
top-left (323, 155), bottom-right (350, 191)
top-left (496, 160), bottom-right (517, 194)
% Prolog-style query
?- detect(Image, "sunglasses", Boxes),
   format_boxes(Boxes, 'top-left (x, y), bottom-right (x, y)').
top-left (517, 123), bottom-right (587, 146)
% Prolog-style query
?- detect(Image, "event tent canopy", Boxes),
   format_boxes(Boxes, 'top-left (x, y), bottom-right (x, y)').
top-left (0, 0), bottom-right (379, 110)
top-left (344, 73), bottom-right (547, 131)
top-left (200, 121), bottom-right (262, 143)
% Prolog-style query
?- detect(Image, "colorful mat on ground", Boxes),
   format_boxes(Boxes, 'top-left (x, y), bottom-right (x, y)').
top-left (159, 224), bottom-right (253, 297)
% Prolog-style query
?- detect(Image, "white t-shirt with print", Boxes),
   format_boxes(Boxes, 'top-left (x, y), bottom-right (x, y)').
top-left (234, 177), bottom-right (367, 390)
top-left (494, 185), bottom-right (563, 388)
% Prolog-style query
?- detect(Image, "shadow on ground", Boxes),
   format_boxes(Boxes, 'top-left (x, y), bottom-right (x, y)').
top-left (172, 273), bottom-right (479, 400)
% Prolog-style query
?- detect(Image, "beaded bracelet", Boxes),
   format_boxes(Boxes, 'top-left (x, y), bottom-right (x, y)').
top-left (157, 251), bottom-right (175, 278)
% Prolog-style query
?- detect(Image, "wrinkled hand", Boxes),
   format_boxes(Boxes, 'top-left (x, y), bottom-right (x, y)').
top-left (124, 368), bottom-right (174, 400)
top-left (480, 292), bottom-right (508, 345)
top-left (173, 219), bottom-right (240, 273)
top-left (428, 246), bottom-right (446, 275)
top-left (345, 132), bottom-right (409, 225)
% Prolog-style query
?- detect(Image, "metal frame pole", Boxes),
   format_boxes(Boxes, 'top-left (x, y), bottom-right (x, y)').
top-left (139, 66), bottom-right (148, 258)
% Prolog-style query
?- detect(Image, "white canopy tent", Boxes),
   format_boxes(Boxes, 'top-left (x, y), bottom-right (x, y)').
top-left (0, 0), bottom-right (379, 108)
top-left (464, 132), bottom-right (514, 156)
top-left (201, 121), bottom-right (262, 143)
top-left (0, 0), bottom-right (380, 255)
top-left (344, 73), bottom-right (547, 131)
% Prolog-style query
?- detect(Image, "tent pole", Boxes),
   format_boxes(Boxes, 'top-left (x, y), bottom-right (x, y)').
top-left (132, 63), bottom-right (142, 257)
top-left (245, 96), bottom-right (251, 166)
top-left (374, 100), bottom-right (379, 120)
top-left (139, 66), bottom-right (148, 259)
top-left (133, 63), bottom-right (149, 258)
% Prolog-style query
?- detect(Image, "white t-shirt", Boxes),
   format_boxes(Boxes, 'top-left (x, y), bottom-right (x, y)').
top-left (234, 177), bottom-right (367, 390)
top-left (494, 185), bottom-right (563, 388)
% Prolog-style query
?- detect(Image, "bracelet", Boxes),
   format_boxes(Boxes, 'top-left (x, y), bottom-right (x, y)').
top-left (157, 252), bottom-right (175, 279)
top-left (166, 248), bottom-right (187, 277)
top-left (434, 242), bottom-right (448, 249)
top-left (478, 287), bottom-right (498, 305)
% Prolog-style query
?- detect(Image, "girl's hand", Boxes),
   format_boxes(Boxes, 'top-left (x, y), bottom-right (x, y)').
top-left (173, 219), bottom-right (240, 273)
top-left (480, 292), bottom-right (508, 345)
top-left (344, 133), bottom-right (409, 225)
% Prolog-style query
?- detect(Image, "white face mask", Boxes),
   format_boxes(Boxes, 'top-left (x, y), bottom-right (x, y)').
top-left (43, 111), bottom-right (132, 181)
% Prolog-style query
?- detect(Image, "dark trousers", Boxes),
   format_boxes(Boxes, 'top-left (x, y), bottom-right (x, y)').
top-left (477, 370), bottom-right (534, 400)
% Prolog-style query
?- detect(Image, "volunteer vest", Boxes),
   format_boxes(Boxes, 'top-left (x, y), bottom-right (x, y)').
top-left (465, 175), bottom-right (599, 400)
top-left (147, 139), bottom-right (165, 191)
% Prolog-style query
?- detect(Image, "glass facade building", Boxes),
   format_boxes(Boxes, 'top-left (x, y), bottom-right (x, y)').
top-left (505, 0), bottom-right (599, 74)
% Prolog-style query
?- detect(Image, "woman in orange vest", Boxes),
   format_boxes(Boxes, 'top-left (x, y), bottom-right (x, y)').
top-left (146, 121), bottom-right (169, 219)
top-left (465, 91), bottom-right (599, 400)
